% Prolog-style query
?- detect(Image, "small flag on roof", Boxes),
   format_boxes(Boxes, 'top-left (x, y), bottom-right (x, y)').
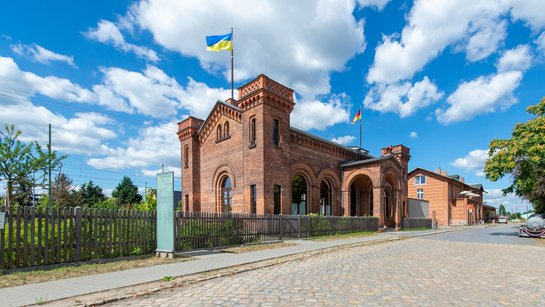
top-left (206, 32), bottom-right (233, 51)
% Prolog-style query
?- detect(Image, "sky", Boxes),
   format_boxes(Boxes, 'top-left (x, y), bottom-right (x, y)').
top-left (1, 0), bottom-right (543, 213)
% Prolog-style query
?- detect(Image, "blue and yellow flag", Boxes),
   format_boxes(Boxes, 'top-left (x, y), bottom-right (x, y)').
top-left (206, 32), bottom-right (233, 51)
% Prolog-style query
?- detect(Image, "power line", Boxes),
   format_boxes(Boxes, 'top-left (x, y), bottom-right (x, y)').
top-left (0, 89), bottom-right (180, 133)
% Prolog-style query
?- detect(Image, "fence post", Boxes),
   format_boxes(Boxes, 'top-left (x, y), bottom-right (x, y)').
top-left (308, 216), bottom-right (312, 238)
top-left (279, 214), bottom-right (283, 241)
top-left (297, 215), bottom-right (301, 239)
top-left (74, 206), bottom-right (82, 262)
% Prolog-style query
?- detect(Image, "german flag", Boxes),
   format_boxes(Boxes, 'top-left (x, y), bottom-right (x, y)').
top-left (351, 108), bottom-right (361, 124)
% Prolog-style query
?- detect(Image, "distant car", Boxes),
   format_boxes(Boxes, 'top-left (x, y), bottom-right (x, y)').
top-left (498, 216), bottom-right (508, 224)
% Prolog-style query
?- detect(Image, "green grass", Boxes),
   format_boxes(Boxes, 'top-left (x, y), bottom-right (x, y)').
top-left (0, 255), bottom-right (189, 288)
top-left (310, 231), bottom-right (377, 241)
top-left (401, 227), bottom-right (431, 231)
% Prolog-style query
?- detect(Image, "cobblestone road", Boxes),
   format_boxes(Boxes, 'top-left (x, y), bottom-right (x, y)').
top-left (111, 227), bottom-right (545, 306)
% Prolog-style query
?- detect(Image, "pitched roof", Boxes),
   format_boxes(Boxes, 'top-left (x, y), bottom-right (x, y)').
top-left (340, 155), bottom-right (403, 170)
top-left (290, 127), bottom-right (373, 159)
top-left (409, 168), bottom-right (485, 192)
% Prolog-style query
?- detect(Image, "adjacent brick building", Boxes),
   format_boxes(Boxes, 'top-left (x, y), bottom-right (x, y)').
top-left (408, 167), bottom-right (484, 225)
top-left (178, 74), bottom-right (411, 228)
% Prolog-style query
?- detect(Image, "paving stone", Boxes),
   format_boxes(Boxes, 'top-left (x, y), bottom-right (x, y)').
top-left (109, 233), bottom-right (545, 306)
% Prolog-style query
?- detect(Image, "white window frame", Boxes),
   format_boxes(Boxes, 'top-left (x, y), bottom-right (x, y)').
top-left (417, 188), bottom-right (424, 199)
top-left (414, 175), bottom-right (426, 185)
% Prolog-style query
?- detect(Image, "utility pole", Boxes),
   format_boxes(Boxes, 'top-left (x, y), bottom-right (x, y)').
top-left (48, 124), bottom-right (52, 210)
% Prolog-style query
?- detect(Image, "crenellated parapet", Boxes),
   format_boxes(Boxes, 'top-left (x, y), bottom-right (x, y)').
top-left (177, 117), bottom-right (204, 141)
top-left (236, 74), bottom-right (295, 113)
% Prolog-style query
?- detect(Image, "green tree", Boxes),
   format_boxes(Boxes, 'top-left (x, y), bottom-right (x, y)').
top-left (78, 180), bottom-right (106, 208)
top-left (498, 204), bottom-right (507, 216)
top-left (135, 187), bottom-right (157, 211)
top-left (0, 124), bottom-right (66, 206)
top-left (51, 173), bottom-right (79, 208)
top-left (112, 176), bottom-right (142, 207)
top-left (12, 178), bottom-right (34, 206)
top-left (485, 97), bottom-right (545, 214)
top-left (95, 197), bottom-right (119, 209)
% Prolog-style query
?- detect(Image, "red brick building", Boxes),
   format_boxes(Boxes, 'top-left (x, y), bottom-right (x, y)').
top-left (178, 75), bottom-right (411, 228)
top-left (408, 167), bottom-right (484, 226)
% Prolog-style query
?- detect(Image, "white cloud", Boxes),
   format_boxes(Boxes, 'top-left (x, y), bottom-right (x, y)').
top-left (0, 56), bottom-right (95, 103)
top-left (509, 0), bottom-right (545, 31)
top-left (0, 56), bottom-right (116, 154)
top-left (496, 44), bottom-right (532, 72)
top-left (0, 99), bottom-right (116, 155)
top-left (485, 188), bottom-right (528, 213)
top-left (85, 19), bottom-right (159, 62)
top-left (450, 149), bottom-right (488, 176)
top-left (331, 135), bottom-right (356, 145)
top-left (357, 0), bottom-right (390, 11)
top-left (464, 20), bottom-right (507, 62)
top-left (409, 131), bottom-right (418, 138)
top-left (437, 66), bottom-right (523, 125)
top-left (364, 76), bottom-right (443, 117)
top-left (133, 0), bottom-right (365, 97)
top-left (141, 166), bottom-right (181, 178)
top-left (11, 43), bottom-right (76, 67)
top-left (93, 65), bottom-right (231, 119)
top-left (87, 121), bottom-right (180, 170)
top-left (367, 0), bottom-right (511, 84)
top-left (537, 32), bottom-right (545, 52)
top-left (291, 94), bottom-right (351, 131)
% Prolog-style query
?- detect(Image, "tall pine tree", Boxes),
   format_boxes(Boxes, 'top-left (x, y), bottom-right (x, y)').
top-left (112, 176), bottom-right (142, 207)
top-left (78, 180), bottom-right (106, 208)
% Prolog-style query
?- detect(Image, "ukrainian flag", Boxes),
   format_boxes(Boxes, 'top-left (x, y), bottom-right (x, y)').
top-left (206, 32), bottom-right (233, 51)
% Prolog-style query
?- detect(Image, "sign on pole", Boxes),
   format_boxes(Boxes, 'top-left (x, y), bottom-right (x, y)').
top-left (156, 171), bottom-right (175, 258)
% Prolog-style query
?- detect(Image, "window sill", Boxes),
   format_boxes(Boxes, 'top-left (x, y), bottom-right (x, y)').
top-left (215, 135), bottom-right (231, 143)
top-left (249, 143), bottom-right (256, 149)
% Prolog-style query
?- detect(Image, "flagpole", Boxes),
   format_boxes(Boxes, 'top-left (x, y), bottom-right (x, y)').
top-left (231, 27), bottom-right (234, 100)
top-left (359, 116), bottom-right (362, 148)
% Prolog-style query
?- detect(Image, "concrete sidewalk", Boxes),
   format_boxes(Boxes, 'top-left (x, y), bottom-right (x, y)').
top-left (0, 227), bottom-right (465, 306)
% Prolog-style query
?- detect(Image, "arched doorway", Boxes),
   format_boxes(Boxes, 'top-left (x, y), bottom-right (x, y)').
top-left (291, 174), bottom-right (307, 215)
top-left (382, 173), bottom-right (398, 228)
top-left (320, 180), bottom-right (332, 216)
top-left (348, 175), bottom-right (373, 216)
top-left (221, 176), bottom-right (232, 213)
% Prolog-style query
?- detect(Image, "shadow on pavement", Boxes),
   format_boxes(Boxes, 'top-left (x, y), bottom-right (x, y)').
top-left (488, 232), bottom-right (518, 237)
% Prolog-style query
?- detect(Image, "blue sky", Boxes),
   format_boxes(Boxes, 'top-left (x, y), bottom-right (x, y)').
top-left (1, 0), bottom-right (543, 213)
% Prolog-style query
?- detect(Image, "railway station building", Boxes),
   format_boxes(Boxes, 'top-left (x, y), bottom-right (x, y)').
top-left (178, 75), bottom-right (411, 228)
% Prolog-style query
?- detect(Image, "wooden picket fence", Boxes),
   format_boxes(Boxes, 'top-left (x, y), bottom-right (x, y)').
top-left (0, 206), bottom-right (156, 270)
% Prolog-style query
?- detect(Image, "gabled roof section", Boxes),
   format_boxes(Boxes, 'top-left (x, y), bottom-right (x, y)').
top-left (340, 155), bottom-right (403, 170)
top-left (197, 100), bottom-right (242, 145)
top-left (409, 168), bottom-right (485, 192)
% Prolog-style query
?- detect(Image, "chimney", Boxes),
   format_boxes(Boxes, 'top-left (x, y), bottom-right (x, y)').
top-left (460, 177), bottom-right (465, 183)
top-left (436, 167), bottom-right (442, 174)
top-left (442, 170), bottom-right (448, 176)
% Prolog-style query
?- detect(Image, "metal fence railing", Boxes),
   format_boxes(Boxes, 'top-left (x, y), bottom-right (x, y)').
top-left (175, 212), bottom-right (379, 250)
top-left (401, 217), bottom-right (432, 229)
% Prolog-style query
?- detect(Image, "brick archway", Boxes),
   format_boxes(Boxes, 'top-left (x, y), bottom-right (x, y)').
top-left (212, 165), bottom-right (237, 213)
